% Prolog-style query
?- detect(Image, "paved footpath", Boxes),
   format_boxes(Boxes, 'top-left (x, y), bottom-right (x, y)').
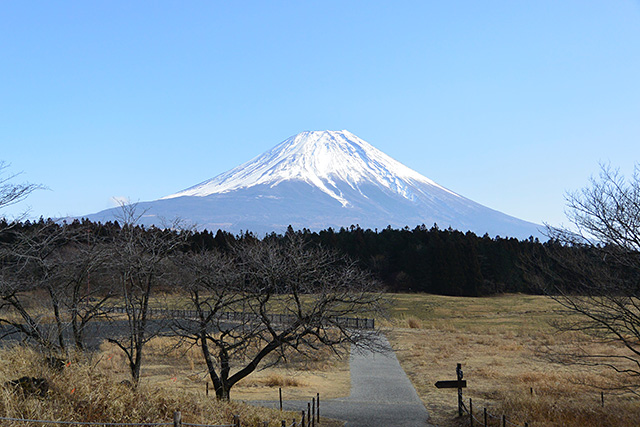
top-left (250, 336), bottom-right (433, 426)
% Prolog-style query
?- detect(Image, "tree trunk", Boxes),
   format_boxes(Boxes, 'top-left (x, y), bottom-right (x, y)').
top-left (72, 317), bottom-right (84, 351)
top-left (70, 279), bottom-right (85, 351)
top-left (215, 384), bottom-right (230, 400)
top-left (47, 286), bottom-right (66, 351)
top-left (199, 329), bottom-right (229, 400)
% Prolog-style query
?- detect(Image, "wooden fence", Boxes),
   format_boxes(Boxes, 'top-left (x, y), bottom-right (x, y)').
top-left (462, 398), bottom-right (529, 427)
top-left (109, 307), bottom-right (375, 330)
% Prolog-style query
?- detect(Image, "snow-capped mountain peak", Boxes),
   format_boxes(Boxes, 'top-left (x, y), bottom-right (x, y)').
top-left (163, 130), bottom-right (458, 206)
top-left (86, 130), bottom-right (543, 239)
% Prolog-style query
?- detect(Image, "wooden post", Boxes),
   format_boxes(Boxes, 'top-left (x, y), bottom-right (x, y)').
top-left (307, 402), bottom-right (311, 427)
top-left (301, 410), bottom-right (305, 427)
top-left (206, 382), bottom-right (209, 397)
top-left (173, 411), bottom-right (182, 427)
top-left (469, 398), bottom-right (473, 427)
top-left (312, 397), bottom-right (316, 427)
top-left (279, 387), bottom-right (283, 411)
top-left (483, 408), bottom-right (487, 426)
top-left (601, 391), bottom-right (604, 407)
top-left (456, 363), bottom-right (464, 416)
top-left (530, 387), bottom-right (533, 395)
top-left (316, 392), bottom-right (320, 423)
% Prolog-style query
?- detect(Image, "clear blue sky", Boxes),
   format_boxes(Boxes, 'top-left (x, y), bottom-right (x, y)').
top-left (2, 1), bottom-right (639, 227)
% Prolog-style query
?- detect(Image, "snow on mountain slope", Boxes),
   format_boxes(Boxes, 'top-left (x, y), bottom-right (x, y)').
top-left (85, 130), bottom-right (543, 239)
top-left (162, 130), bottom-right (459, 207)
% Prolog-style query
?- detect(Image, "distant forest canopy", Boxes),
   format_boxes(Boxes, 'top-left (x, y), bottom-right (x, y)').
top-left (3, 218), bottom-right (552, 297)
top-left (188, 223), bottom-right (548, 297)
top-left (278, 224), bottom-right (546, 297)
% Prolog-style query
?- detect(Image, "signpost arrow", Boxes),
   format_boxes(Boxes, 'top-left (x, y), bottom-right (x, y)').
top-left (435, 363), bottom-right (467, 416)
top-left (435, 380), bottom-right (467, 389)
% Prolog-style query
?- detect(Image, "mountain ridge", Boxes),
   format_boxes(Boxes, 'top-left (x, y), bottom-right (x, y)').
top-left (85, 130), bottom-right (543, 239)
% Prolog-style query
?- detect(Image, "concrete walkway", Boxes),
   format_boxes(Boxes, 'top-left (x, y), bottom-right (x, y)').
top-left (251, 336), bottom-right (432, 426)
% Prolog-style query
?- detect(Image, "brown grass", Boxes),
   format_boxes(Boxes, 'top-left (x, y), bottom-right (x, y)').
top-left (0, 344), bottom-right (309, 427)
top-left (406, 316), bottom-right (423, 329)
top-left (97, 335), bottom-right (350, 402)
top-left (262, 374), bottom-right (305, 388)
top-left (385, 293), bottom-right (640, 427)
top-left (20, 291), bottom-right (633, 426)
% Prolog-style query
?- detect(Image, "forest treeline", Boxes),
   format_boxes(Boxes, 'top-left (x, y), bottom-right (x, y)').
top-left (265, 225), bottom-right (545, 297)
top-left (40, 217), bottom-right (550, 296)
top-left (308, 225), bottom-right (545, 296)
top-left (3, 218), bottom-right (549, 297)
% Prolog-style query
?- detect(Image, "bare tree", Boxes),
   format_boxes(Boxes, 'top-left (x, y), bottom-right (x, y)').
top-left (0, 161), bottom-right (42, 215)
top-left (107, 204), bottom-right (188, 385)
top-left (0, 165), bottom-right (57, 350)
top-left (0, 219), bottom-right (115, 353)
top-left (0, 220), bottom-right (69, 351)
top-left (173, 235), bottom-right (387, 400)
top-left (534, 164), bottom-right (640, 390)
top-left (170, 249), bottom-right (245, 399)
top-left (49, 221), bottom-right (115, 350)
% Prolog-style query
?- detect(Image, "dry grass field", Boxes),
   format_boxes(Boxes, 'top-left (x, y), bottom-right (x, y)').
top-left (6, 292), bottom-right (640, 426)
top-left (384, 293), bottom-right (640, 427)
top-left (99, 336), bottom-right (350, 402)
top-left (0, 291), bottom-right (348, 426)
top-left (0, 344), bottom-right (309, 427)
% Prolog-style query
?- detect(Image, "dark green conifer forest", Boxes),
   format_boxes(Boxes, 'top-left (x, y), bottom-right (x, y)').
top-left (188, 223), bottom-right (549, 297)
top-left (2, 218), bottom-right (554, 297)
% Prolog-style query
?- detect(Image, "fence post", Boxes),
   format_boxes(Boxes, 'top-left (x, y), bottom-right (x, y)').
top-left (601, 391), bottom-right (604, 407)
top-left (206, 382), bottom-right (209, 397)
top-left (456, 363), bottom-right (464, 416)
top-left (483, 408), bottom-right (487, 427)
top-left (317, 392), bottom-right (320, 423)
top-left (301, 410), bottom-right (305, 427)
top-left (308, 402), bottom-right (311, 427)
top-left (469, 398), bottom-right (473, 427)
top-left (502, 414), bottom-right (506, 427)
top-left (279, 387), bottom-right (283, 411)
top-left (173, 411), bottom-right (182, 427)
top-left (312, 397), bottom-right (315, 427)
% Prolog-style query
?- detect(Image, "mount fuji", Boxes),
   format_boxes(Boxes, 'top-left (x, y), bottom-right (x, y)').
top-left (85, 130), bottom-right (542, 239)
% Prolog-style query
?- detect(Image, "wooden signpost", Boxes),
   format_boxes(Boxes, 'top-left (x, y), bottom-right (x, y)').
top-left (435, 380), bottom-right (467, 388)
top-left (435, 363), bottom-right (467, 416)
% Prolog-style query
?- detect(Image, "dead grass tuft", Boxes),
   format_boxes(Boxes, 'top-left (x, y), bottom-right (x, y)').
top-left (407, 317), bottom-right (423, 329)
top-left (262, 374), bottom-right (306, 388)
